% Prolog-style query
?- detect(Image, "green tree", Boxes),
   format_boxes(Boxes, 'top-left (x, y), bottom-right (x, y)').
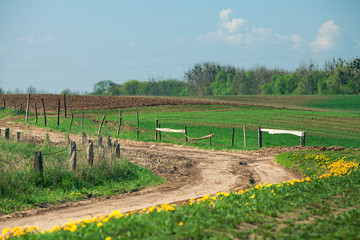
top-left (123, 80), bottom-right (140, 95)
top-left (92, 80), bottom-right (115, 95)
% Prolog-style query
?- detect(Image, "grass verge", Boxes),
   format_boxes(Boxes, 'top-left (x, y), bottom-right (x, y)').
top-left (0, 137), bottom-right (163, 215)
top-left (4, 150), bottom-right (360, 239)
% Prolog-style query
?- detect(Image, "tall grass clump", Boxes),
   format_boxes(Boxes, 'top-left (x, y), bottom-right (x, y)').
top-left (0, 138), bottom-right (163, 214)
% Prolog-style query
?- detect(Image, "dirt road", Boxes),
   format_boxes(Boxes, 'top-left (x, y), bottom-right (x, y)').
top-left (0, 120), bottom-right (302, 231)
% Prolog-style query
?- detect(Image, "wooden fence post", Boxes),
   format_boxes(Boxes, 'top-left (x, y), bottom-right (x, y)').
top-left (155, 119), bottom-right (158, 140)
top-left (98, 115), bottom-right (106, 135)
top-left (69, 113), bottom-right (74, 131)
top-left (136, 112), bottom-right (139, 140)
top-left (69, 140), bottom-right (76, 172)
top-left (13, 99), bottom-right (16, 110)
top-left (116, 111), bottom-right (122, 137)
top-left (3, 98), bottom-right (5, 108)
top-left (34, 102), bottom-right (38, 124)
top-left (87, 140), bottom-right (94, 166)
top-left (33, 151), bottom-right (43, 174)
top-left (63, 94), bottom-right (67, 118)
top-left (98, 136), bottom-right (103, 146)
top-left (107, 136), bottom-right (112, 151)
top-left (159, 124), bottom-right (162, 140)
top-left (209, 130), bottom-right (212, 146)
top-left (185, 126), bottom-right (188, 142)
top-left (41, 99), bottom-right (46, 127)
top-left (25, 94), bottom-right (30, 122)
top-left (82, 132), bottom-right (87, 147)
top-left (243, 125), bottom-right (247, 148)
top-left (301, 133), bottom-right (306, 146)
top-left (20, 104), bottom-right (23, 111)
top-left (16, 132), bottom-right (20, 142)
top-left (115, 143), bottom-right (120, 158)
top-left (4, 128), bottom-right (9, 140)
top-left (57, 99), bottom-right (60, 126)
top-left (232, 128), bottom-right (235, 146)
top-left (258, 126), bottom-right (262, 148)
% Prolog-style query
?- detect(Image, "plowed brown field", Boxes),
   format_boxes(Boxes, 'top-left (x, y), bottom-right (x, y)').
top-left (1, 94), bottom-right (223, 112)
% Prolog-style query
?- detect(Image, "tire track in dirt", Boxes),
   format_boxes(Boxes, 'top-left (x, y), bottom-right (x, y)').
top-left (0, 120), bottom-right (302, 231)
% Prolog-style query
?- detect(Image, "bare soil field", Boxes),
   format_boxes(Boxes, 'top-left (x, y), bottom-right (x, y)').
top-left (1, 94), bottom-right (226, 112)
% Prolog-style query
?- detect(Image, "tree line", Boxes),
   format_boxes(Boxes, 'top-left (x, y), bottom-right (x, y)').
top-left (1, 57), bottom-right (358, 96)
top-left (90, 57), bottom-right (359, 96)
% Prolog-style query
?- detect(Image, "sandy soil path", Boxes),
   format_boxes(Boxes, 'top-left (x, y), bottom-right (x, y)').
top-left (0, 120), bottom-right (302, 231)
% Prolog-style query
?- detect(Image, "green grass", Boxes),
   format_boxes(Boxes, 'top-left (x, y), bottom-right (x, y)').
top-left (17, 104), bottom-right (360, 150)
top-left (0, 138), bottom-right (163, 215)
top-left (8, 150), bottom-right (360, 239)
top-left (196, 95), bottom-right (360, 111)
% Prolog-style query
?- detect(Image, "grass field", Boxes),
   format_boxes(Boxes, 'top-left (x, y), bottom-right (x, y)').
top-left (15, 102), bottom-right (360, 150)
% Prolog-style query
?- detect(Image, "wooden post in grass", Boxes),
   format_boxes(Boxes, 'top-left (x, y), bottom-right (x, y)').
top-left (98, 136), bottom-right (103, 146)
top-left (41, 99), bottom-right (46, 127)
top-left (258, 126), bottom-right (262, 148)
top-left (63, 94), bottom-right (67, 118)
top-left (159, 124), bottom-right (161, 140)
top-left (232, 127), bottom-right (235, 146)
top-left (4, 128), bottom-right (9, 140)
top-left (87, 140), bottom-right (94, 166)
top-left (81, 111), bottom-right (84, 131)
top-left (98, 115), bottom-right (106, 135)
top-left (209, 130), bottom-right (212, 146)
top-left (34, 102), bottom-right (38, 124)
top-left (136, 112), bottom-right (139, 140)
top-left (57, 99), bottom-right (60, 126)
top-left (155, 119), bottom-right (158, 140)
top-left (33, 151), bottom-right (43, 174)
top-left (301, 133), bottom-right (306, 146)
top-left (3, 98), bottom-right (5, 108)
top-left (16, 132), bottom-right (20, 142)
top-left (107, 136), bottom-right (112, 151)
top-left (25, 94), bottom-right (30, 122)
top-left (82, 132), bottom-right (87, 147)
top-left (115, 143), bottom-right (120, 158)
top-left (69, 113), bottom-right (74, 131)
top-left (69, 140), bottom-right (77, 172)
top-left (185, 126), bottom-right (188, 142)
top-left (243, 125), bottom-right (247, 148)
top-left (20, 104), bottom-right (23, 111)
top-left (13, 99), bottom-right (16, 110)
top-left (116, 111), bottom-right (122, 137)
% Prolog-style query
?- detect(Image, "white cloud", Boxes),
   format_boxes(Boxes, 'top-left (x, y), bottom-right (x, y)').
top-left (223, 18), bottom-right (248, 33)
top-left (197, 9), bottom-right (303, 48)
top-left (310, 20), bottom-right (340, 52)
top-left (219, 8), bottom-right (232, 21)
top-left (15, 34), bottom-right (55, 44)
top-left (44, 35), bottom-right (54, 42)
top-left (172, 36), bottom-right (187, 43)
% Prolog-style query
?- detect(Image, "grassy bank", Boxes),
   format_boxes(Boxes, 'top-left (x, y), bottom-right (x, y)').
top-left (5, 150), bottom-right (359, 239)
top-left (0, 138), bottom-right (163, 215)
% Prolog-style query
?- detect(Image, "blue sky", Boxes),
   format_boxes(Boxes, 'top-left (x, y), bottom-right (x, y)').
top-left (0, 0), bottom-right (359, 94)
